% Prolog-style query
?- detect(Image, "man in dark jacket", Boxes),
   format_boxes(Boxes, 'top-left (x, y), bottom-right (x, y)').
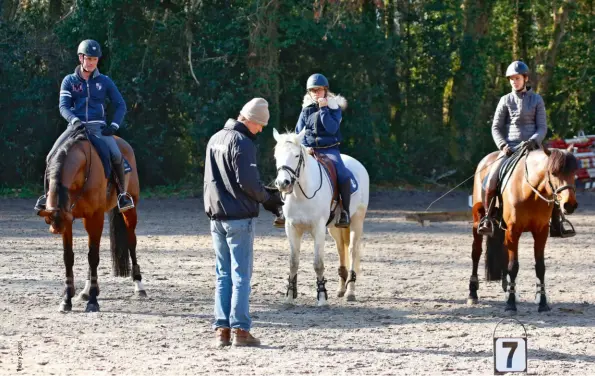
top-left (204, 98), bottom-right (283, 348)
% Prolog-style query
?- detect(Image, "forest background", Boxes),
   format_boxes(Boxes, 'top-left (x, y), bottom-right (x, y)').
top-left (1, 0), bottom-right (593, 195)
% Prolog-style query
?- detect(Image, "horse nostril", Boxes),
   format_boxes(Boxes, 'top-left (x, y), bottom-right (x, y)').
top-left (284, 179), bottom-right (290, 186)
top-left (564, 202), bottom-right (576, 214)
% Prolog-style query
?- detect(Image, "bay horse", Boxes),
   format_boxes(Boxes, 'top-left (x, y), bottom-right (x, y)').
top-left (36, 128), bottom-right (146, 312)
top-left (273, 129), bottom-right (369, 306)
top-left (469, 142), bottom-right (579, 313)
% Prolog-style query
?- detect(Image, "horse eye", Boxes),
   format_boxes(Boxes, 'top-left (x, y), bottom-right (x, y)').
top-left (295, 155), bottom-right (299, 158)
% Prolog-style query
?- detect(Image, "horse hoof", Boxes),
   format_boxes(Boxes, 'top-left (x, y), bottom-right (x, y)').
top-left (346, 294), bottom-right (356, 302)
top-left (85, 303), bottom-right (100, 313)
top-left (317, 299), bottom-right (329, 307)
top-left (538, 304), bottom-right (551, 313)
top-left (336, 291), bottom-right (346, 298)
top-left (78, 292), bottom-right (90, 301)
top-left (467, 298), bottom-right (478, 305)
top-left (284, 297), bottom-right (295, 305)
top-left (135, 290), bottom-right (147, 298)
top-left (59, 302), bottom-right (72, 313)
top-left (505, 307), bottom-right (517, 316)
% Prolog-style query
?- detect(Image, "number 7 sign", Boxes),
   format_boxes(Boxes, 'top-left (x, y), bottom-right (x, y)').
top-left (494, 337), bottom-right (527, 374)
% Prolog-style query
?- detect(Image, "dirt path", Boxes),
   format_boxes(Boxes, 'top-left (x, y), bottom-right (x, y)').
top-left (1, 191), bottom-right (594, 375)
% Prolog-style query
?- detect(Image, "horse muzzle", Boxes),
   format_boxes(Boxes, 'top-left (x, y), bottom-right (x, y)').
top-left (275, 179), bottom-right (294, 194)
top-left (563, 201), bottom-right (578, 215)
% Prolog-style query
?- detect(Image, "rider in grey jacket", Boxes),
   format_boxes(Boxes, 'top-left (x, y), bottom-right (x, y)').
top-left (478, 61), bottom-right (547, 236)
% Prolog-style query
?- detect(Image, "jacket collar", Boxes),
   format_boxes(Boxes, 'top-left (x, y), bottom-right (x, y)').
top-left (75, 65), bottom-right (101, 80)
top-left (302, 92), bottom-right (348, 110)
top-left (511, 86), bottom-right (533, 98)
top-left (224, 119), bottom-right (256, 140)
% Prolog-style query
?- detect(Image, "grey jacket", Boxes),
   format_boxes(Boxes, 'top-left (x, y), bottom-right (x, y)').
top-left (491, 89), bottom-right (547, 149)
top-left (203, 119), bottom-right (270, 220)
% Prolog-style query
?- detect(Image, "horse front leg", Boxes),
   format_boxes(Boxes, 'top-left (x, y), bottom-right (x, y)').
top-left (60, 223), bottom-right (75, 312)
top-left (123, 208), bottom-right (146, 297)
top-left (313, 221), bottom-right (328, 306)
top-left (83, 214), bottom-right (104, 312)
top-left (285, 225), bottom-right (303, 305)
top-left (504, 229), bottom-right (521, 314)
top-left (468, 225), bottom-right (483, 305)
top-left (532, 227), bottom-right (550, 312)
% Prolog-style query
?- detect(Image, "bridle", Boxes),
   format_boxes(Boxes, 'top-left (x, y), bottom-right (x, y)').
top-left (524, 151), bottom-right (575, 206)
top-left (276, 143), bottom-right (324, 200)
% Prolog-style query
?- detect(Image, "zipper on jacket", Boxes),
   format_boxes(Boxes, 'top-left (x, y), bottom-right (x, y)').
top-left (85, 79), bottom-right (90, 123)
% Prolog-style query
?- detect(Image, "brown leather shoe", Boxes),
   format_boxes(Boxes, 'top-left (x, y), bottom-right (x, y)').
top-left (232, 329), bottom-right (261, 347)
top-left (214, 327), bottom-right (231, 348)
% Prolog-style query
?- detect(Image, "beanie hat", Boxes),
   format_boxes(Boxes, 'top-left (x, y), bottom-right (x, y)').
top-left (240, 98), bottom-right (270, 126)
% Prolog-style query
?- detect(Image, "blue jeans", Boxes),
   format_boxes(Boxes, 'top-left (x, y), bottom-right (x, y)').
top-left (211, 218), bottom-right (255, 331)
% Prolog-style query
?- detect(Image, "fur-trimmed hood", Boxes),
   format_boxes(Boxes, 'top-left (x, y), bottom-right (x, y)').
top-left (302, 92), bottom-right (348, 110)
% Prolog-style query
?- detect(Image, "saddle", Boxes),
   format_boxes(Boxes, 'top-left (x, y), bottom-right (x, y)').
top-left (47, 125), bottom-right (131, 183)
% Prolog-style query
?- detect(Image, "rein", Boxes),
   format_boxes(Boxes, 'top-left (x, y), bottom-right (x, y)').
top-left (277, 144), bottom-right (325, 200)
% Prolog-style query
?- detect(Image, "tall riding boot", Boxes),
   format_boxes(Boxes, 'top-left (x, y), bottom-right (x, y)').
top-left (336, 180), bottom-right (351, 228)
top-left (477, 189), bottom-right (497, 236)
top-left (34, 175), bottom-right (49, 213)
top-left (113, 161), bottom-right (134, 212)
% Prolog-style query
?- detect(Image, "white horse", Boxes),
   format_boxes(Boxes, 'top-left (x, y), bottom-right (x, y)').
top-left (273, 128), bottom-right (370, 306)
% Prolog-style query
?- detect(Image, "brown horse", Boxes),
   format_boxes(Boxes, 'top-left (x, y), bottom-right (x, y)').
top-left (36, 130), bottom-right (146, 312)
top-left (469, 144), bottom-right (579, 313)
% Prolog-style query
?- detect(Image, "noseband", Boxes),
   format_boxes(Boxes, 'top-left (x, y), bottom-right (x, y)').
top-left (276, 143), bottom-right (324, 200)
top-left (524, 156), bottom-right (575, 205)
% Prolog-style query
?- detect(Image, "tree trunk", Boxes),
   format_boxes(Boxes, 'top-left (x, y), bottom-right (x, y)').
top-left (49, 0), bottom-right (61, 22)
top-left (536, 0), bottom-right (575, 100)
top-left (0, 0), bottom-right (19, 23)
top-left (447, 0), bottom-right (497, 162)
top-left (247, 0), bottom-right (280, 127)
top-left (512, 0), bottom-right (531, 60)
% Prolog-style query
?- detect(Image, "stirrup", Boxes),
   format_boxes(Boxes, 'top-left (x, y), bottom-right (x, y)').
top-left (34, 194), bottom-right (47, 212)
top-left (551, 217), bottom-right (576, 238)
top-left (117, 192), bottom-right (135, 212)
top-left (477, 216), bottom-right (494, 237)
top-left (336, 211), bottom-right (350, 228)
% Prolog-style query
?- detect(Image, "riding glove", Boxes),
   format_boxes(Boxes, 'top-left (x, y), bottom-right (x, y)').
top-left (101, 124), bottom-right (119, 136)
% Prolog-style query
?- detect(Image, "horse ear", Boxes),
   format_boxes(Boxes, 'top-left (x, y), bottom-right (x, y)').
top-left (566, 143), bottom-right (574, 152)
top-left (297, 128), bottom-right (306, 144)
top-left (543, 145), bottom-right (551, 156)
top-left (273, 128), bottom-right (280, 142)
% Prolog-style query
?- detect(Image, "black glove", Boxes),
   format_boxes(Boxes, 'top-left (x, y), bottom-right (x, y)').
top-left (262, 191), bottom-right (284, 214)
top-left (526, 139), bottom-right (539, 151)
top-left (101, 124), bottom-right (118, 136)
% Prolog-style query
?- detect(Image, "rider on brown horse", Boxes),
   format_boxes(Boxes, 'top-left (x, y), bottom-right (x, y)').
top-left (478, 61), bottom-right (547, 236)
top-left (34, 39), bottom-right (134, 213)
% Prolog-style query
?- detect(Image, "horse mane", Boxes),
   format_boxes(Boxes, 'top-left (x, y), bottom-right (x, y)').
top-left (546, 148), bottom-right (579, 176)
top-left (47, 130), bottom-right (87, 209)
top-left (274, 131), bottom-right (305, 155)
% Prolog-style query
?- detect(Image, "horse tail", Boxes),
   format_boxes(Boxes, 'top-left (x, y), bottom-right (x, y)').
top-left (109, 207), bottom-right (131, 277)
top-left (485, 225), bottom-right (505, 281)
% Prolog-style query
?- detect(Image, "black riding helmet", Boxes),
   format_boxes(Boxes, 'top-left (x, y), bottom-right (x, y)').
top-left (505, 61), bottom-right (529, 78)
top-left (77, 39), bottom-right (102, 58)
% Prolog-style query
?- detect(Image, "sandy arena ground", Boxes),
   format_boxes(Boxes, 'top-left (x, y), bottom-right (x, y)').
top-left (1, 191), bottom-right (594, 375)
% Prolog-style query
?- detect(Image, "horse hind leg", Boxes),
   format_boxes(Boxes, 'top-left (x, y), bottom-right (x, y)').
top-left (329, 227), bottom-right (347, 297)
top-left (468, 215), bottom-right (483, 305)
top-left (345, 215), bottom-right (363, 302)
top-left (122, 207), bottom-right (146, 297)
